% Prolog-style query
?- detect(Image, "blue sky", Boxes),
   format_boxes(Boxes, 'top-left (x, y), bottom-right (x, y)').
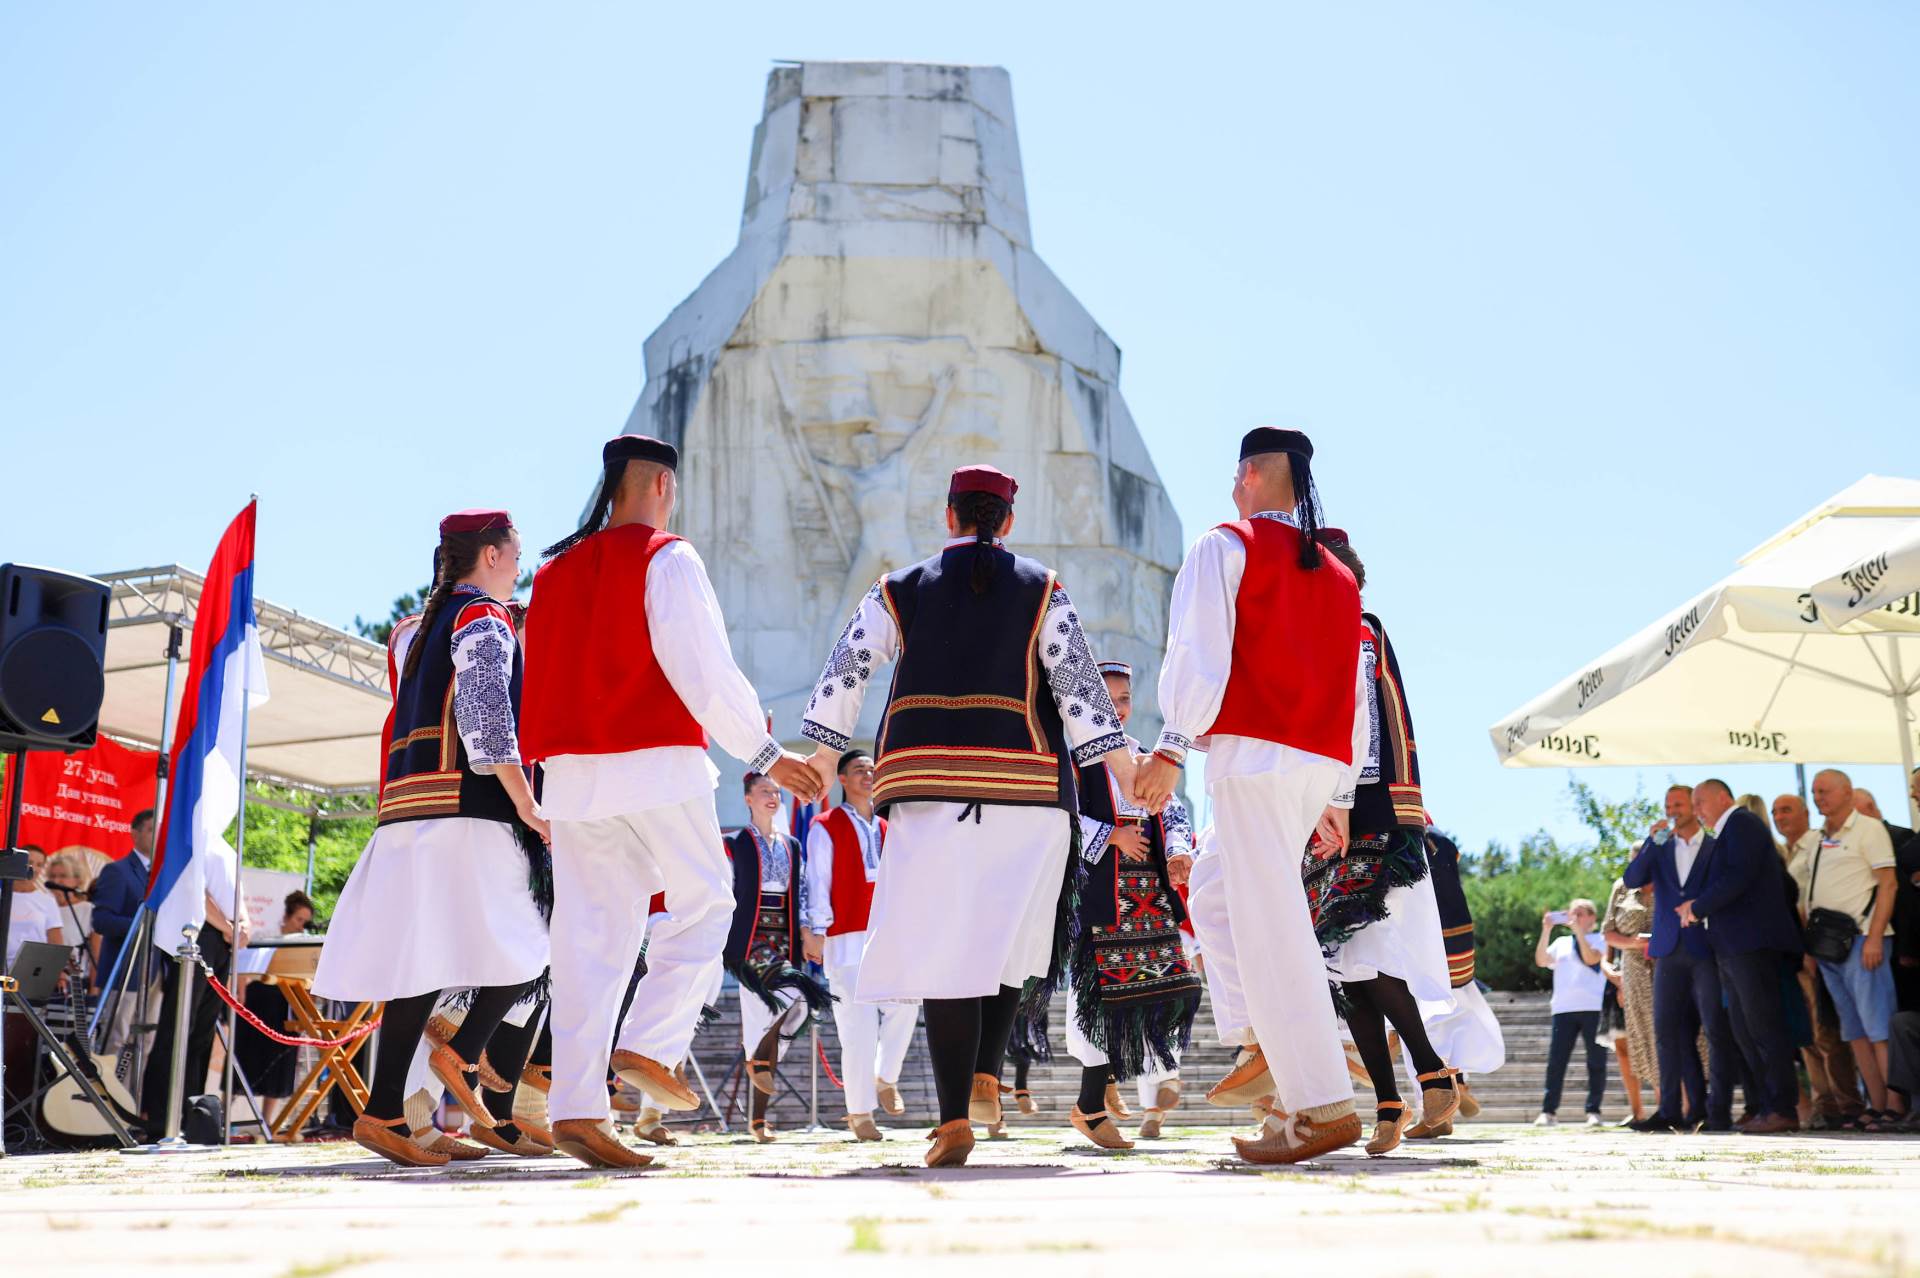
top-left (3, 3), bottom-right (1915, 848)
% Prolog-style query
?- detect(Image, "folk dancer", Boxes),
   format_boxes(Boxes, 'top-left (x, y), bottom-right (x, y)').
top-left (522, 434), bottom-right (823, 1169)
top-left (1060, 659), bottom-right (1202, 1150)
top-left (1404, 825), bottom-right (1504, 1137)
top-left (1134, 427), bottom-right (1370, 1165)
top-left (313, 510), bottom-right (553, 1167)
top-left (801, 749), bottom-right (920, 1141)
top-left (724, 770), bottom-right (831, 1142)
top-left (1301, 530), bottom-right (1457, 1156)
top-left (799, 464), bottom-right (1139, 1168)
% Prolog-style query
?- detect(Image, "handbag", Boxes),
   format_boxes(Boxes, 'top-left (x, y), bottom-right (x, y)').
top-left (1801, 837), bottom-right (1871, 965)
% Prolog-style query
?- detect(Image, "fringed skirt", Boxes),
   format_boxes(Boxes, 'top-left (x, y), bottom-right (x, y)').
top-left (1064, 863), bottom-right (1202, 1078)
top-left (1307, 828), bottom-right (1451, 1002)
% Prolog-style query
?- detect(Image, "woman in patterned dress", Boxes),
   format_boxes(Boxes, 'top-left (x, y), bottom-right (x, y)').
top-left (1602, 876), bottom-right (1658, 1121)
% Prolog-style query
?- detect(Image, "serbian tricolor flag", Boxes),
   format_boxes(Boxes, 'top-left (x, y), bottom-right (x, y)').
top-left (146, 501), bottom-right (270, 947)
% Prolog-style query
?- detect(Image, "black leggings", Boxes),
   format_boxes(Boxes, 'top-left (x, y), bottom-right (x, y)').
top-left (480, 1005), bottom-right (546, 1128)
top-left (364, 980), bottom-right (535, 1123)
top-left (1342, 975), bottom-right (1446, 1108)
top-left (922, 986), bottom-right (1023, 1124)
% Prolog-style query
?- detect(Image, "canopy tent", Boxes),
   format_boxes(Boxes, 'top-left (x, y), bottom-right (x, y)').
top-left (1488, 475), bottom-right (1920, 824)
top-left (99, 565), bottom-right (389, 800)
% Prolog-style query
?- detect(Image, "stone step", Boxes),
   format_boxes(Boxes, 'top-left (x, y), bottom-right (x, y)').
top-left (656, 984), bottom-right (1616, 1132)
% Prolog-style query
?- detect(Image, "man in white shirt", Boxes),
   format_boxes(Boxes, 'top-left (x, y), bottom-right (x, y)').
top-left (1773, 791), bottom-right (1863, 1126)
top-left (521, 434), bottom-right (823, 1169)
top-left (801, 750), bottom-right (918, 1140)
top-left (1132, 427), bottom-right (1370, 1165)
top-left (1805, 769), bottom-right (1900, 1119)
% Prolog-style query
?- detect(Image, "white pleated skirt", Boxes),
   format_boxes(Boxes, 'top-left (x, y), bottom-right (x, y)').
top-left (1416, 979), bottom-right (1507, 1075)
top-left (312, 816), bottom-right (550, 1003)
top-left (1326, 874), bottom-right (1452, 1003)
top-left (855, 801), bottom-right (1071, 1003)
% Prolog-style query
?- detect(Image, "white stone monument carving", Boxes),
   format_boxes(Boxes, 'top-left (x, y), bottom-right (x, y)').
top-left (622, 62), bottom-right (1183, 816)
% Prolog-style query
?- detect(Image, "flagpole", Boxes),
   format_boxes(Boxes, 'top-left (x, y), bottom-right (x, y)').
top-left (221, 496), bottom-right (257, 1144)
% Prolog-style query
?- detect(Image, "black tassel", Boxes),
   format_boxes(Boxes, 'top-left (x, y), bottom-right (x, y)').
top-left (510, 819), bottom-right (555, 924)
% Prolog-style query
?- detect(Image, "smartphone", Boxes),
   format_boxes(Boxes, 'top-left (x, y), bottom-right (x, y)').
top-left (1546, 910), bottom-right (1570, 926)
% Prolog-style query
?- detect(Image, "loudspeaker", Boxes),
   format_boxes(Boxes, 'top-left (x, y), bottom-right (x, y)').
top-left (0, 564), bottom-right (110, 754)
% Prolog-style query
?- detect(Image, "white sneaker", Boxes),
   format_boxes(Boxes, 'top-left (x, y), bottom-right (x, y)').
top-left (1532, 1112), bottom-right (1558, 1127)
top-left (1585, 1112), bottom-right (1603, 1127)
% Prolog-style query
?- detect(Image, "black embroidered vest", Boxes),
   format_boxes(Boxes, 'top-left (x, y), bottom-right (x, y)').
top-left (1349, 611), bottom-right (1425, 838)
top-left (377, 587), bottom-right (523, 827)
top-left (873, 545), bottom-right (1075, 814)
top-left (724, 826), bottom-right (802, 970)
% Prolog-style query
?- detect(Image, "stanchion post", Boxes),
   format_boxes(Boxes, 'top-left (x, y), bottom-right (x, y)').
top-left (809, 1023), bottom-right (821, 1130)
top-left (134, 620), bottom-right (185, 1090)
top-left (163, 926), bottom-right (200, 1140)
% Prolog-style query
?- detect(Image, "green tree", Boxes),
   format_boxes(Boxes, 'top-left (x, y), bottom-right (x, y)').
top-left (1459, 776), bottom-right (1660, 990)
top-left (353, 570), bottom-right (532, 644)
top-left (224, 783), bottom-right (375, 922)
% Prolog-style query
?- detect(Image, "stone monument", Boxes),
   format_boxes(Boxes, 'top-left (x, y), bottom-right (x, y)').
top-left (621, 61), bottom-right (1183, 819)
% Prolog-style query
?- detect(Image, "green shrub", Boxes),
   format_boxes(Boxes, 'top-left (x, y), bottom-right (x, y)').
top-left (1456, 778), bottom-right (1661, 991)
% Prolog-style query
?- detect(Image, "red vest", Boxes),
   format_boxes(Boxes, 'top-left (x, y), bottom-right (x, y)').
top-left (1206, 518), bottom-right (1362, 764)
top-left (818, 805), bottom-right (887, 937)
top-left (520, 524), bottom-right (708, 762)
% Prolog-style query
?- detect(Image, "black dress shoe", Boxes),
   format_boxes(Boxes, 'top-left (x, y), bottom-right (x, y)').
top-left (1628, 1115), bottom-right (1678, 1133)
top-left (1698, 1119), bottom-right (1735, 1133)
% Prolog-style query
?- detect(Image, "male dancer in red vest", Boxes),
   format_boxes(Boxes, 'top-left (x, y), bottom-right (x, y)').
top-left (801, 749), bottom-right (919, 1140)
top-left (1134, 427), bottom-right (1370, 1164)
top-left (521, 433), bottom-right (824, 1168)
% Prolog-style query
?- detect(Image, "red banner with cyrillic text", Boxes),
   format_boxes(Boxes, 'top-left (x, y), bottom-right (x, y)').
top-left (1, 738), bottom-right (161, 862)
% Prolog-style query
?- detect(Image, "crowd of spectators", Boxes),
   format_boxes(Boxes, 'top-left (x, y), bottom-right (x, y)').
top-left (1548, 766), bottom-right (1920, 1133)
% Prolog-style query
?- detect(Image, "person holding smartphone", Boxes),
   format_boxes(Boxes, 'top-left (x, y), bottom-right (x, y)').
top-left (1533, 899), bottom-right (1610, 1126)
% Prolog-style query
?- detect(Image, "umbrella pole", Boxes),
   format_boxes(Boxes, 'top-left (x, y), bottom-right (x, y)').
top-left (1890, 639), bottom-right (1918, 828)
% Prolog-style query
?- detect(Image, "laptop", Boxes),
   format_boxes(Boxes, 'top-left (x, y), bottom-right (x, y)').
top-left (7, 940), bottom-right (74, 1004)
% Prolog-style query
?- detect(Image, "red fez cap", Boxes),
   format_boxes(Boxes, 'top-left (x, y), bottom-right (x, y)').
top-left (948, 464), bottom-right (1018, 504)
top-left (1315, 527), bottom-right (1350, 549)
top-left (440, 508), bottom-right (514, 536)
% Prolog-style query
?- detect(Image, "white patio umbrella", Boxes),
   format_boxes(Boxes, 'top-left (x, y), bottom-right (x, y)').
top-left (1811, 521), bottom-right (1920, 634)
top-left (1488, 475), bottom-right (1920, 825)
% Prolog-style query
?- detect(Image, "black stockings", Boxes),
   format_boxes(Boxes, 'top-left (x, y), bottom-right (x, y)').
top-left (923, 985), bottom-right (1023, 1123)
top-left (1342, 974), bottom-right (1447, 1109)
top-left (367, 991), bottom-right (438, 1121)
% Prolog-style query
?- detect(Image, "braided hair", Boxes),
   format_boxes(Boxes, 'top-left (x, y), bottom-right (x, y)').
top-left (1289, 452), bottom-right (1327, 570)
top-left (949, 491), bottom-right (1012, 594)
top-left (403, 524), bottom-right (518, 683)
top-left (542, 460), bottom-right (623, 560)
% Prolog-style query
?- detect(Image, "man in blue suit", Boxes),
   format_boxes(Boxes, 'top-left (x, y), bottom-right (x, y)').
top-left (1623, 784), bottom-right (1737, 1131)
top-left (1679, 778), bottom-right (1805, 1134)
top-left (89, 808), bottom-right (156, 994)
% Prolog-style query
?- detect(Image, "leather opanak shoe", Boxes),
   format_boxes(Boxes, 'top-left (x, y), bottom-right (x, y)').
top-left (1233, 1108), bottom-right (1362, 1165)
top-left (428, 1043), bottom-right (498, 1130)
top-left (1208, 1045), bottom-right (1274, 1108)
top-left (467, 1122), bottom-right (553, 1157)
top-left (354, 1114), bottom-right (451, 1167)
top-left (1136, 1109), bottom-right (1165, 1140)
top-left (551, 1118), bottom-right (655, 1170)
top-left (968, 1073), bottom-right (1002, 1125)
top-left (429, 1133), bottom-right (489, 1161)
top-left (1416, 1069), bottom-right (1461, 1129)
top-left (633, 1108), bottom-right (678, 1146)
top-left (1365, 1101), bottom-right (1412, 1156)
top-left (847, 1112), bottom-right (884, 1141)
top-left (610, 1050), bottom-right (700, 1111)
top-left (925, 1118), bottom-right (976, 1167)
top-left (1103, 1080), bottom-right (1133, 1120)
top-left (876, 1078), bottom-right (906, 1115)
top-left (1070, 1107), bottom-right (1134, 1151)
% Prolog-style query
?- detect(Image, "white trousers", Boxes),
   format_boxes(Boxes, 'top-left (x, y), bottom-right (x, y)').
top-left (548, 794), bottom-right (733, 1123)
top-left (1211, 763), bottom-right (1354, 1114)
top-left (1138, 1052), bottom-right (1182, 1109)
top-left (1186, 834), bottom-right (1250, 1046)
top-left (826, 947), bottom-right (919, 1116)
top-left (740, 989), bottom-right (807, 1063)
